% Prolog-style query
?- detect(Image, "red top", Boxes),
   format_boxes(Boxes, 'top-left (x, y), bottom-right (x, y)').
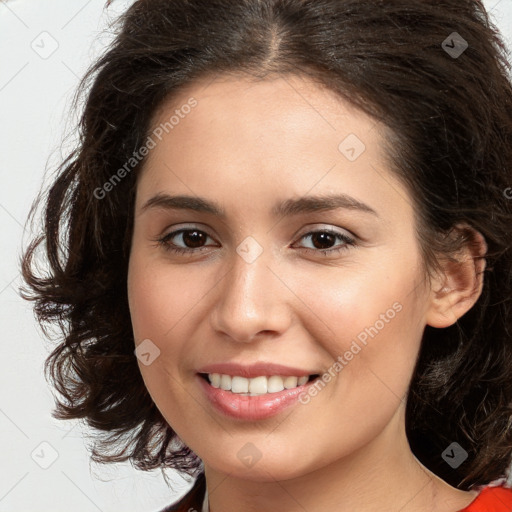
top-left (459, 486), bottom-right (512, 512)
top-left (159, 480), bottom-right (512, 512)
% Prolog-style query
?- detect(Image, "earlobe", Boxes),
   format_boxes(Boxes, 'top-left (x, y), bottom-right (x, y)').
top-left (425, 226), bottom-right (487, 329)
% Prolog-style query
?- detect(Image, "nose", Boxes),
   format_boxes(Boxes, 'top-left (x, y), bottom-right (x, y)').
top-left (209, 248), bottom-right (293, 344)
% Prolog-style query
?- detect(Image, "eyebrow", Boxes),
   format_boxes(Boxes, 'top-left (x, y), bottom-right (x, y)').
top-left (140, 193), bottom-right (379, 218)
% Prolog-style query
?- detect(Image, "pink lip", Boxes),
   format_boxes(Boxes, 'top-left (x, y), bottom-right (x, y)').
top-left (196, 374), bottom-right (318, 420)
top-left (196, 362), bottom-right (316, 378)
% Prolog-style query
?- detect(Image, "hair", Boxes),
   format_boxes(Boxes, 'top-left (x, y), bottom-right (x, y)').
top-left (20, 0), bottom-right (512, 490)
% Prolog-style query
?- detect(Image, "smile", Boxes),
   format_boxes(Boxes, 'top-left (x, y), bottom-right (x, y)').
top-left (203, 373), bottom-right (318, 395)
top-left (196, 367), bottom-right (323, 420)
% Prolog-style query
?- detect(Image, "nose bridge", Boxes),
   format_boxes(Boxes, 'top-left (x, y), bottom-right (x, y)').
top-left (210, 241), bottom-right (291, 343)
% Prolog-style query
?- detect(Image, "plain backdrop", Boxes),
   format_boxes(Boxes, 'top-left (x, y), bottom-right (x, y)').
top-left (1, 1), bottom-right (512, 511)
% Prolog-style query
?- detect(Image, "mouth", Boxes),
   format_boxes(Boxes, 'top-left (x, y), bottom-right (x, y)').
top-left (197, 370), bottom-right (323, 420)
top-left (195, 362), bottom-right (325, 419)
top-left (198, 372), bottom-right (321, 396)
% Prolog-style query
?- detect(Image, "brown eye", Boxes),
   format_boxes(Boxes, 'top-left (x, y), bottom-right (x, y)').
top-left (296, 229), bottom-right (356, 256)
top-left (157, 229), bottom-right (216, 254)
top-left (179, 230), bottom-right (208, 248)
top-left (309, 232), bottom-right (337, 250)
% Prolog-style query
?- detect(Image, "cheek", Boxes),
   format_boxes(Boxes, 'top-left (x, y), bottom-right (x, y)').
top-left (127, 252), bottom-right (204, 341)
top-left (293, 259), bottom-right (425, 406)
top-left (127, 252), bottom-right (217, 398)
top-left (127, 254), bottom-right (196, 418)
top-left (293, 256), bottom-right (424, 349)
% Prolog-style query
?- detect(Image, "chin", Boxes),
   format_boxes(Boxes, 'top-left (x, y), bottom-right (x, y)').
top-left (200, 441), bottom-right (328, 483)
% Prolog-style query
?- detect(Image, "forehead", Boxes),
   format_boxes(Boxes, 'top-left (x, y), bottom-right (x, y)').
top-left (150, 73), bottom-right (375, 149)
top-left (137, 73), bottom-right (413, 226)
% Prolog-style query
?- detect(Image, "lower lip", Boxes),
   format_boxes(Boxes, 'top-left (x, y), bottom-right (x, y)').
top-left (197, 375), bottom-right (315, 420)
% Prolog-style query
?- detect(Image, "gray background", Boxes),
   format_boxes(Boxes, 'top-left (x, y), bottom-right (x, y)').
top-left (1, 1), bottom-right (511, 510)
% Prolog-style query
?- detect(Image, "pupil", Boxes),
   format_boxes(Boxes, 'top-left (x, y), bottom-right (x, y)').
top-left (184, 230), bottom-right (205, 248)
top-left (312, 232), bottom-right (335, 249)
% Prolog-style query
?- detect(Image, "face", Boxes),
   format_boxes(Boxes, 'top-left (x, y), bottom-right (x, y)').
top-left (127, 73), bottom-right (433, 481)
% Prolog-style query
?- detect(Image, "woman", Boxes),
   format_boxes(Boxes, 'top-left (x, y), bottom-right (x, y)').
top-left (21, 0), bottom-right (512, 511)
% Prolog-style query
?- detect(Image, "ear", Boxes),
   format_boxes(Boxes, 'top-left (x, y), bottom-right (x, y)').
top-left (425, 225), bottom-right (487, 329)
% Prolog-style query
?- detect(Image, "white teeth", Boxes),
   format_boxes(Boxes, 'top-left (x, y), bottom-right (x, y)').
top-left (298, 376), bottom-right (308, 386)
top-left (283, 376), bottom-right (298, 389)
top-left (220, 374), bottom-right (231, 390)
top-left (210, 373), bottom-right (221, 388)
top-left (267, 376), bottom-right (285, 393)
top-left (249, 376), bottom-right (267, 394)
top-left (231, 376), bottom-right (249, 393)
top-left (206, 373), bottom-right (313, 394)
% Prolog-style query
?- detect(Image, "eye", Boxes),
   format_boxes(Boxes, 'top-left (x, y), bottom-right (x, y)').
top-left (153, 226), bottom-right (356, 257)
top-left (155, 228), bottom-right (216, 255)
top-left (294, 228), bottom-right (356, 256)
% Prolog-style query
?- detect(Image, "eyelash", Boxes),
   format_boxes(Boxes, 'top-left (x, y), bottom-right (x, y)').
top-left (154, 227), bottom-right (356, 257)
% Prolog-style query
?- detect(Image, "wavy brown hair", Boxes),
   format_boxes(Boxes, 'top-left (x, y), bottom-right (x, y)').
top-left (21, 0), bottom-right (512, 489)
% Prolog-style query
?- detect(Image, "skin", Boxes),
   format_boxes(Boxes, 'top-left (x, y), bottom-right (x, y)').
top-left (127, 73), bottom-right (487, 512)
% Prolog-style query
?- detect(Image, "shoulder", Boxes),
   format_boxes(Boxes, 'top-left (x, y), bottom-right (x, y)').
top-left (153, 477), bottom-right (512, 512)
top-left (157, 473), bottom-right (206, 512)
top-left (462, 484), bottom-right (512, 512)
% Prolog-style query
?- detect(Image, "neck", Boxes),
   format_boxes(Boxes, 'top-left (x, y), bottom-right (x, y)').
top-left (203, 406), bottom-right (476, 512)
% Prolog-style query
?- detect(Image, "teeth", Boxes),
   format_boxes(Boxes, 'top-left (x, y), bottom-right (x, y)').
top-left (268, 376), bottom-right (284, 393)
top-left (207, 373), bottom-right (312, 395)
top-left (298, 376), bottom-right (308, 386)
top-left (249, 376), bottom-right (267, 394)
top-left (220, 374), bottom-right (231, 390)
top-left (210, 373), bottom-right (221, 388)
top-left (231, 376), bottom-right (249, 393)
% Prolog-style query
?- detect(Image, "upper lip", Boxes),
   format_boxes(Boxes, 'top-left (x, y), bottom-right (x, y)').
top-left (196, 362), bottom-right (320, 378)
